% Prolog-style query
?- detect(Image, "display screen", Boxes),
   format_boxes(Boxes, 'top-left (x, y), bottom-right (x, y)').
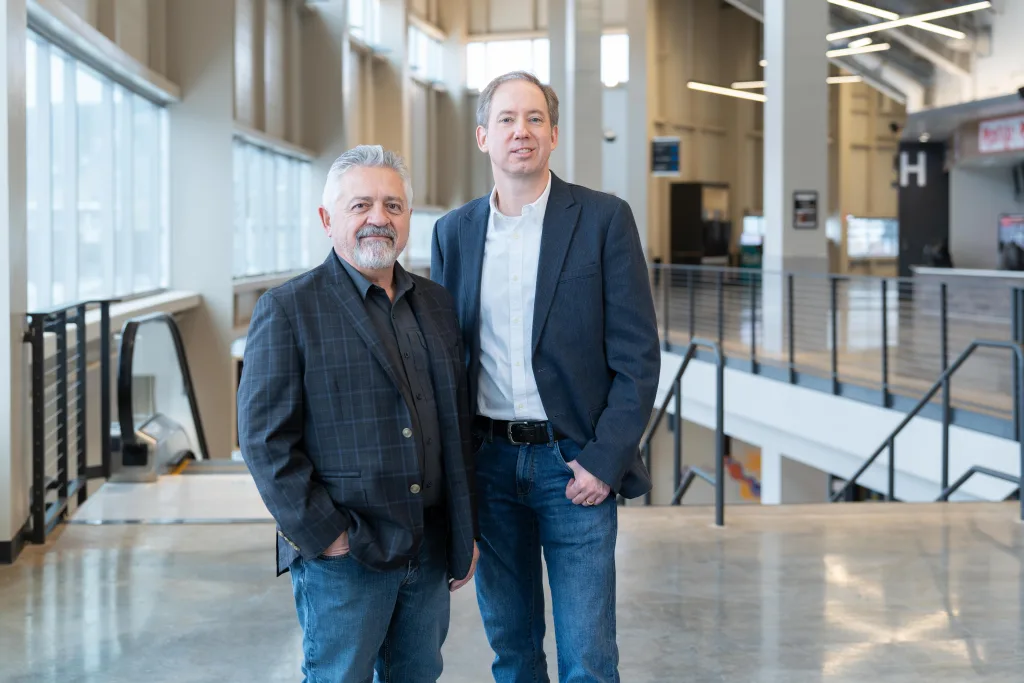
top-left (998, 214), bottom-right (1024, 248)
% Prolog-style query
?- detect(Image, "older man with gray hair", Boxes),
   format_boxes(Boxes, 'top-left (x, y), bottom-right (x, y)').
top-left (238, 144), bottom-right (479, 683)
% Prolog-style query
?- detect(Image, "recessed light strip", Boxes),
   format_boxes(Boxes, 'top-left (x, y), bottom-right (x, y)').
top-left (826, 1), bottom-right (991, 41)
top-left (730, 76), bottom-right (863, 90)
top-left (825, 42), bottom-right (891, 58)
top-left (759, 42), bottom-right (890, 67)
top-left (687, 81), bottom-right (767, 103)
top-left (827, 0), bottom-right (967, 39)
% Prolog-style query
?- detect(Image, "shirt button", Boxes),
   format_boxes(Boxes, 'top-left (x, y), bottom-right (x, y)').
top-left (512, 276), bottom-right (519, 282)
top-left (515, 361), bottom-right (521, 367)
top-left (417, 393), bottom-right (423, 400)
top-left (404, 352), bottom-right (410, 359)
top-left (402, 428), bottom-right (413, 438)
top-left (426, 438), bottom-right (432, 445)
top-left (410, 484), bottom-right (421, 494)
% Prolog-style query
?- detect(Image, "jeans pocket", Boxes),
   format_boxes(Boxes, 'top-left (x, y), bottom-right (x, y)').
top-left (317, 551), bottom-right (352, 563)
top-left (552, 440), bottom-right (577, 476)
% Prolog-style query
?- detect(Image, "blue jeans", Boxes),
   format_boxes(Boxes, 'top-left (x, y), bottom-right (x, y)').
top-left (289, 509), bottom-right (450, 683)
top-left (474, 435), bottom-right (619, 683)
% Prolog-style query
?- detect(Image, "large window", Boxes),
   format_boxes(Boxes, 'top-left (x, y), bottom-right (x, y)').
top-left (466, 38), bottom-right (549, 92)
top-left (232, 139), bottom-right (314, 279)
top-left (349, 0), bottom-right (381, 46)
top-left (408, 24), bottom-right (444, 84)
top-left (26, 32), bottom-right (169, 311)
top-left (465, 33), bottom-right (629, 91)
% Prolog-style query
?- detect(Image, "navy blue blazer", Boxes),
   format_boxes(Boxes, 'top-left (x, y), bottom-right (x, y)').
top-left (237, 252), bottom-right (477, 577)
top-left (430, 173), bottom-right (659, 498)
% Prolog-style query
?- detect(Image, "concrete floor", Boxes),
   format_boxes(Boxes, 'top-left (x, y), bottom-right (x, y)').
top-left (3, 503), bottom-right (1024, 682)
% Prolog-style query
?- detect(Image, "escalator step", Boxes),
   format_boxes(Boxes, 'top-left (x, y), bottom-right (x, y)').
top-left (177, 460), bottom-right (250, 475)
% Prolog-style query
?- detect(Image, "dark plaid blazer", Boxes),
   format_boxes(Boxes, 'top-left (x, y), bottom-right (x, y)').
top-left (237, 251), bottom-right (477, 577)
top-left (431, 173), bottom-right (659, 498)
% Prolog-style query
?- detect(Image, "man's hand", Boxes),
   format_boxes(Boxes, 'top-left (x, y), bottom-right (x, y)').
top-left (566, 460), bottom-right (611, 507)
top-left (449, 542), bottom-right (479, 592)
top-left (322, 530), bottom-right (350, 557)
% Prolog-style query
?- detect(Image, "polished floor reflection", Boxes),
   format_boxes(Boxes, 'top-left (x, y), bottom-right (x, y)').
top-left (2, 503), bottom-right (1023, 682)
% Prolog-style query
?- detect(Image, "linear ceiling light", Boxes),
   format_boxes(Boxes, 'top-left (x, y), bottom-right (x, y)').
top-left (687, 81), bottom-right (767, 103)
top-left (731, 80), bottom-right (766, 89)
top-left (825, 42), bottom-right (891, 58)
top-left (730, 76), bottom-right (863, 89)
top-left (760, 42), bottom-right (889, 67)
top-left (828, 0), bottom-right (967, 39)
top-left (826, 1), bottom-right (991, 41)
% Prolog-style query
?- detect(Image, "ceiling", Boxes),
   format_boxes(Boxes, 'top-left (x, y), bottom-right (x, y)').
top-left (722, 0), bottom-right (996, 101)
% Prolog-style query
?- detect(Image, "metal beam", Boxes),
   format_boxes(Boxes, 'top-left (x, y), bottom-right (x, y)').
top-left (885, 29), bottom-right (971, 79)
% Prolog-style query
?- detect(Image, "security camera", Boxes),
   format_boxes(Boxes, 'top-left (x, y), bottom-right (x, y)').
top-left (603, 129), bottom-right (617, 143)
top-left (889, 121), bottom-right (901, 134)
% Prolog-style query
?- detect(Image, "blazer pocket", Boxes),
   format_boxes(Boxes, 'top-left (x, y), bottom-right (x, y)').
top-left (558, 263), bottom-right (599, 283)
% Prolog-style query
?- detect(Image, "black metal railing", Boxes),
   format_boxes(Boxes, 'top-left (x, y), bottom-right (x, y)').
top-left (636, 338), bottom-right (727, 526)
top-left (829, 339), bottom-right (1024, 519)
top-left (116, 312), bottom-right (210, 465)
top-left (652, 264), bottom-right (1024, 441)
top-left (23, 300), bottom-right (116, 545)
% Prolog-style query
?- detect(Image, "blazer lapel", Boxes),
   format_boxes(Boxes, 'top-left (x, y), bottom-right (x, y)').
top-left (532, 174), bottom-right (580, 354)
top-left (321, 252), bottom-right (412, 403)
top-left (459, 199), bottom-right (489, 332)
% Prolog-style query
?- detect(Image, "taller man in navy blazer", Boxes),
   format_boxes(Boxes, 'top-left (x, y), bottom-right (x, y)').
top-left (431, 72), bottom-right (660, 682)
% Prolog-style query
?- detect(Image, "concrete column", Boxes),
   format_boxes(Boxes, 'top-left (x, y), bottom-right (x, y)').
top-left (301, 1), bottom-right (350, 193)
top-left (762, 0), bottom-right (830, 352)
top-left (625, 0), bottom-right (652, 256)
top-left (375, 0), bottom-right (410, 163)
top-left (0, 0), bottom-right (28, 560)
top-left (760, 447), bottom-right (782, 505)
top-left (547, 0), bottom-right (567, 178)
top-left (549, 0), bottom-right (602, 189)
top-left (166, 0), bottom-right (237, 460)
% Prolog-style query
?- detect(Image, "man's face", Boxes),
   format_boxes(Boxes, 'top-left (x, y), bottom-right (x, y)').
top-left (319, 166), bottom-right (411, 271)
top-left (476, 80), bottom-right (558, 179)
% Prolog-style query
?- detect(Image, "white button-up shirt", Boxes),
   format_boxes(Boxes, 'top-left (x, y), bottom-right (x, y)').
top-left (477, 172), bottom-right (552, 421)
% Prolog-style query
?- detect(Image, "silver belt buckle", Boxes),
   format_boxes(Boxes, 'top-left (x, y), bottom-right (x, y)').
top-left (507, 421), bottom-right (529, 445)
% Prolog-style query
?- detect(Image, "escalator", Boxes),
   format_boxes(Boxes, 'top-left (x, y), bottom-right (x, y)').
top-left (112, 311), bottom-right (248, 480)
top-left (66, 311), bottom-right (269, 525)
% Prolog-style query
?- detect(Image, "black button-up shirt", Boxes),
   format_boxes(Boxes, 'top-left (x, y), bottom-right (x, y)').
top-left (339, 257), bottom-right (444, 508)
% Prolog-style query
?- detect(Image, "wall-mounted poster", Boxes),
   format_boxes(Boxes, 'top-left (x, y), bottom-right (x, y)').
top-left (651, 136), bottom-right (680, 177)
top-left (793, 190), bottom-right (819, 230)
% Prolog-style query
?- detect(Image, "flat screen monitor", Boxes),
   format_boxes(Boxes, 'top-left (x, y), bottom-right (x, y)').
top-left (998, 214), bottom-right (1024, 248)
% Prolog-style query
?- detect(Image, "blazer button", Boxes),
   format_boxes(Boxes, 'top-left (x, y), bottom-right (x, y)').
top-left (402, 428), bottom-right (413, 438)
top-left (410, 484), bottom-right (422, 494)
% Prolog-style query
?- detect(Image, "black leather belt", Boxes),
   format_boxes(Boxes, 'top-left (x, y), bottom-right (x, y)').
top-left (473, 416), bottom-right (566, 446)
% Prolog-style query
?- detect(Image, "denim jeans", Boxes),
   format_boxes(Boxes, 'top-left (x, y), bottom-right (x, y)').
top-left (288, 509), bottom-right (450, 683)
top-left (474, 434), bottom-right (619, 683)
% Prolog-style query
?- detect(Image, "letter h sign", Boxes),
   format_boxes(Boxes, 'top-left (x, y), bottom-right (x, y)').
top-left (900, 150), bottom-right (927, 188)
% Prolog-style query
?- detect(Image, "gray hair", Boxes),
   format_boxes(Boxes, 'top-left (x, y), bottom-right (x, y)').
top-left (476, 71), bottom-right (560, 128)
top-left (321, 144), bottom-right (414, 210)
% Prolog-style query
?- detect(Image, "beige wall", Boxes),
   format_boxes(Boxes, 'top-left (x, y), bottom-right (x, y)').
top-left (56, 0), bottom-right (161, 74)
top-left (233, 0), bottom-right (304, 145)
top-left (467, 0), bottom-right (628, 34)
top-left (645, 0), bottom-right (762, 263)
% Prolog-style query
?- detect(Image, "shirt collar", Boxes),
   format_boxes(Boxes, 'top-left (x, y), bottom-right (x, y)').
top-left (488, 171), bottom-right (553, 221)
top-left (337, 252), bottom-right (414, 301)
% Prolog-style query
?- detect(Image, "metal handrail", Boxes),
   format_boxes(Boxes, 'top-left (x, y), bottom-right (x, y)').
top-left (638, 338), bottom-right (727, 526)
top-left (831, 339), bottom-right (1024, 520)
top-left (117, 312), bottom-right (209, 461)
